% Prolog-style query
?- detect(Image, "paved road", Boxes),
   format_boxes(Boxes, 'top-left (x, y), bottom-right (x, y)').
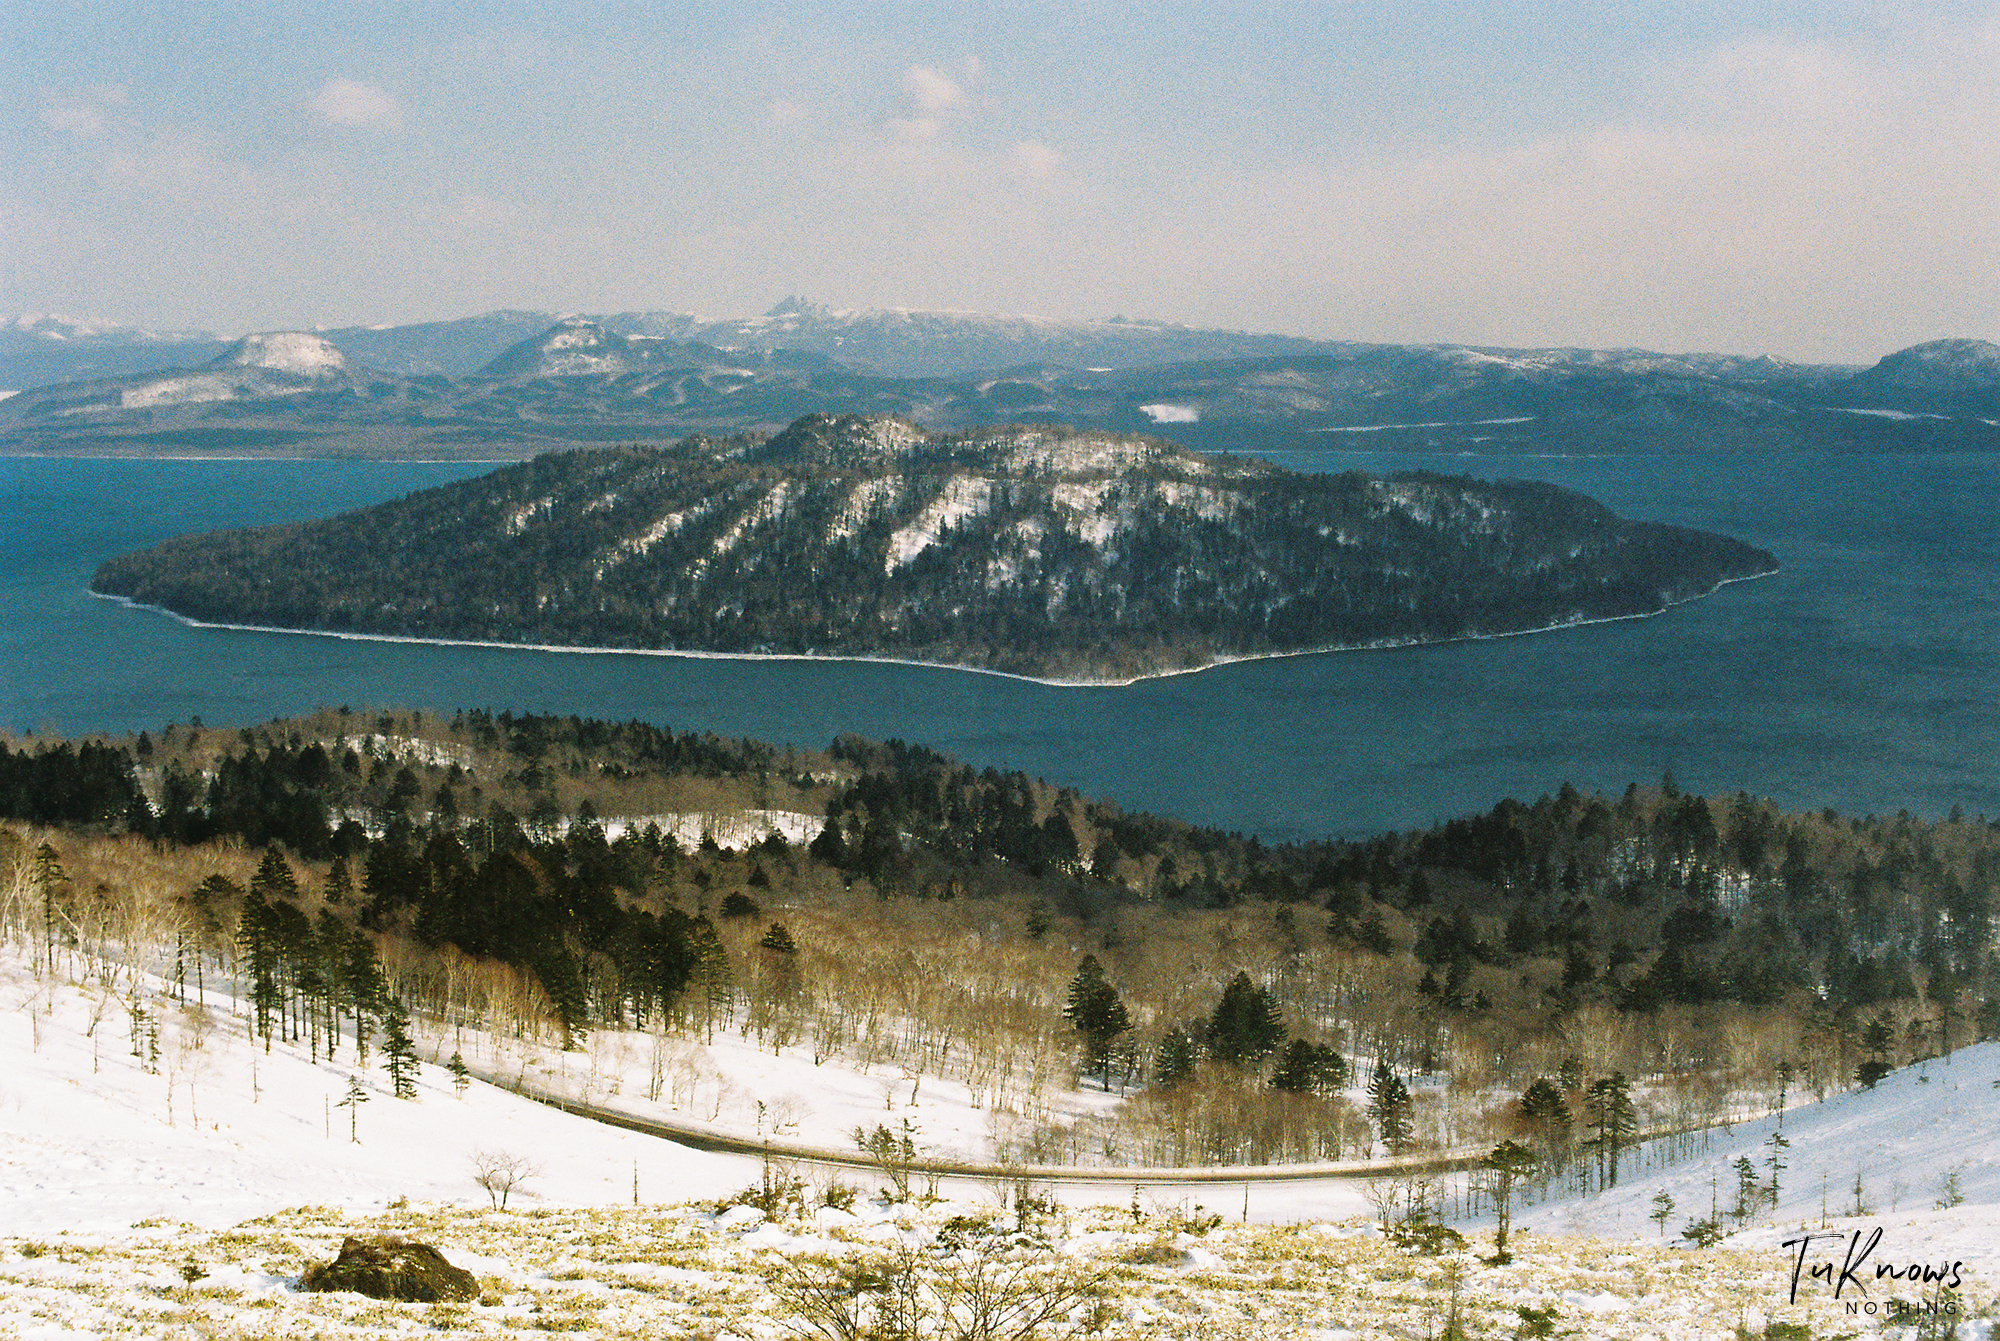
top-left (495, 1072), bottom-right (1494, 1186)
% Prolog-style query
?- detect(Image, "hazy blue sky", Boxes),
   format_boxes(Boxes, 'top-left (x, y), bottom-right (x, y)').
top-left (4, 2), bottom-right (1994, 360)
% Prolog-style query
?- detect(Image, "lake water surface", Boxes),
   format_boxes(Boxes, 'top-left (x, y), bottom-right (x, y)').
top-left (3, 451), bottom-right (1994, 840)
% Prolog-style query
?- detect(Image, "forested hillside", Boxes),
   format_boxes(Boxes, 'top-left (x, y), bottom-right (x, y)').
top-left (5, 709), bottom-right (1991, 1167)
top-left (91, 415), bottom-right (1778, 681)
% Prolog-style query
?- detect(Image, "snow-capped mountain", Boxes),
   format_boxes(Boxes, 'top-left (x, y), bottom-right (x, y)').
top-left (0, 330), bottom-right (383, 420)
top-left (211, 331), bottom-right (352, 375)
top-left (0, 313), bottom-right (231, 390)
top-left (3, 302), bottom-right (1996, 459)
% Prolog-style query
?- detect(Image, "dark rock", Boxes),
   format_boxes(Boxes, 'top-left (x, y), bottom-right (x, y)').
top-left (300, 1234), bottom-right (479, 1303)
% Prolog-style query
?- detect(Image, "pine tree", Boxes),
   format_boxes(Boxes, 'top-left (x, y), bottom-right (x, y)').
top-left (1732, 1154), bottom-right (1763, 1224)
top-left (1207, 971), bottom-right (1286, 1067)
top-left (323, 854), bottom-right (353, 905)
top-left (1481, 1140), bottom-right (1539, 1262)
top-left (1271, 1039), bottom-right (1347, 1094)
top-left (1368, 1061), bottom-right (1415, 1153)
top-left (1062, 956), bottom-right (1132, 1089)
top-left (687, 916), bottom-right (733, 1043)
top-left (341, 930), bottom-right (389, 1062)
top-left (1519, 1077), bottom-right (1573, 1153)
top-left (447, 1049), bottom-right (471, 1097)
top-left (235, 886), bottom-right (281, 1050)
top-left (336, 1074), bottom-right (369, 1143)
top-left (1584, 1072), bottom-right (1638, 1187)
top-left (32, 843), bottom-right (69, 978)
top-left (1153, 1026), bottom-right (1199, 1089)
top-left (1764, 1129), bottom-right (1789, 1203)
top-left (382, 1001), bottom-right (419, 1100)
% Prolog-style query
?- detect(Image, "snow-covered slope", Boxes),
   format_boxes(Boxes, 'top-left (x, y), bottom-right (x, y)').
top-left (212, 331), bottom-right (351, 375)
top-left (1, 330), bottom-right (377, 419)
top-left (1501, 1044), bottom-right (2000, 1305)
top-left (0, 948), bottom-right (749, 1235)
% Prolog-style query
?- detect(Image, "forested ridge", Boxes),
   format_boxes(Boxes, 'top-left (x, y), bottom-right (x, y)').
top-left (90, 415), bottom-right (1778, 681)
top-left (5, 708), bottom-right (1991, 1165)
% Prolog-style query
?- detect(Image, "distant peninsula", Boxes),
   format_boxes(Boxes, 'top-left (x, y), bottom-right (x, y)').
top-left (90, 414), bottom-right (1779, 683)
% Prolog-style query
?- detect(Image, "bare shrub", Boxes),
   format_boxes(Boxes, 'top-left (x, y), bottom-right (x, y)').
top-left (469, 1149), bottom-right (542, 1209)
top-left (777, 1238), bottom-right (1106, 1341)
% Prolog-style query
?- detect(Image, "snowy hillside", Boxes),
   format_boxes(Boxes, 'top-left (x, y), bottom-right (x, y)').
top-left (1504, 1041), bottom-right (2000, 1304)
top-left (3, 934), bottom-right (1995, 1337)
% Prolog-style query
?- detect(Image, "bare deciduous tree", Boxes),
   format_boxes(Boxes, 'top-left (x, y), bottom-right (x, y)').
top-left (470, 1149), bottom-right (542, 1209)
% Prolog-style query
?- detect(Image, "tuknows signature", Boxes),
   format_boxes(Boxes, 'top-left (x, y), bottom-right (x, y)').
top-left (1782, 1227), bottom-right (1966, 1304)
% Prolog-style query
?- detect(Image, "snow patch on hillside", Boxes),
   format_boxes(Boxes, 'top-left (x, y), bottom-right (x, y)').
top-left (828, 477), bottom-right (902, 542)
top-left (600, 808), bottom-right (821, 850)
top-left (1152, 479), bottom-right (1236, 521)
top-left (340, 734), bottom-right (477, 771)
top-left (987, 429), bottom-right (1172, 474)
top-left (710, 481), bottom-right (795, 559)
top-left (215, 331), bottom-right (349, 375)
top-left (884, 475), bottom-right (991, 571)
top-left (1051, 479), bottom-right (1121, 548)
top-left (0, 948), bottom-right (745, 1235)
top-left (503, 496), bottom-right (556, 536)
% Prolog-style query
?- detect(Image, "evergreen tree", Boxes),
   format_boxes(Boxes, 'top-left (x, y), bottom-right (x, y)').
top-left (235, 886), bottom-right (281, 1049)
top-left (1062, 956), bottom-right (1133, 1089)
top-left (1584, 1072), bottom-right (1638, 1187)
top-left (1368, 1061), bottom-right (1415, 1153)
top-left (32, 843), bottom-right (69, 977)
top-left (1731, 1154), bottom-right (1764, 1223)
top-left (382, 1001), bottom-right (419, 1099)
top-left (447, 1049), bottom-right (471, 1097)
top-left (1518, 1077), bottom-right (1573, 1156)
top-left (687, 915), bottom-right (733, 1042)
top-left (1271, 1039), bottom-right (1348, 1094)
top-left (341, 929), bottom-right (389, 1062)
top-left (323, 854), bottom-right (353, 905)
top-left (1481, 1140), bottom-right (1539, 1262)
top-left (1153, 1026), bottom-right (1199, 1089)
top-left (336, 1074), bottom-right (368, 1143)
top-left (1207, 971), bottom-right (1285, 1067)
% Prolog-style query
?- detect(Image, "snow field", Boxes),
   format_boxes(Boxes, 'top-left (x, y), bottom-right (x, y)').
top-left (3, 942), bottom-right (1997, 1335)
top-left (7, 1197), bottom-right (1958, 1340)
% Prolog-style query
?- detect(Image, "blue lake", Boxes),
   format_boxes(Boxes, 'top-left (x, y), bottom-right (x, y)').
top-left (3, 450), bottom-right (1994, 841)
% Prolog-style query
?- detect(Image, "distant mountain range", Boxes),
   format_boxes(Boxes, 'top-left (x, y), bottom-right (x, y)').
top-left (4, 303), bottom-right (1996, 458)
top-left (92, 412), bottom-right (1779, 682)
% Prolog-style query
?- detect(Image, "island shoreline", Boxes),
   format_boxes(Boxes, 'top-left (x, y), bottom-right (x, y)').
top-left (89, 567), bottom-right (1777, 690)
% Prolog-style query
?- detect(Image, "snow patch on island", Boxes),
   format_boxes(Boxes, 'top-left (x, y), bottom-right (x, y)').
top-left (828, 477), bottom-right (903, 542)
top-left (884, 475), bottom-right (991, 571)
top-left (1140, 403), bottom-right (1199, 423)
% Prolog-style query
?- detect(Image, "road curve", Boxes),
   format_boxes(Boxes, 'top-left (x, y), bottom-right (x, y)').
top-left (489, 1071), bottom-right (1494, 1186)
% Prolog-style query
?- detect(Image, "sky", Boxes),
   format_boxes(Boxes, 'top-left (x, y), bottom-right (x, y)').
top-left (2, 2), bottom-right (1996, 361)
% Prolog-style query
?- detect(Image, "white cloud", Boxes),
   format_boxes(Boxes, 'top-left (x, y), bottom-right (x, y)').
top-left (1009, 141), bottom-right (1062, 178)
top-left (903, 65), bottom-right (965, 115)
top-left (37, 86), bottom-right (126, 138)
top-left (310, 78), bottom-right (401, 129)
top-left (39, 103), bottom-right (105, 137)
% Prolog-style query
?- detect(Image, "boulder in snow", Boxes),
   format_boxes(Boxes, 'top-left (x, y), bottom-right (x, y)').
top-left (300, 1234), bottom-right (479, 1303)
